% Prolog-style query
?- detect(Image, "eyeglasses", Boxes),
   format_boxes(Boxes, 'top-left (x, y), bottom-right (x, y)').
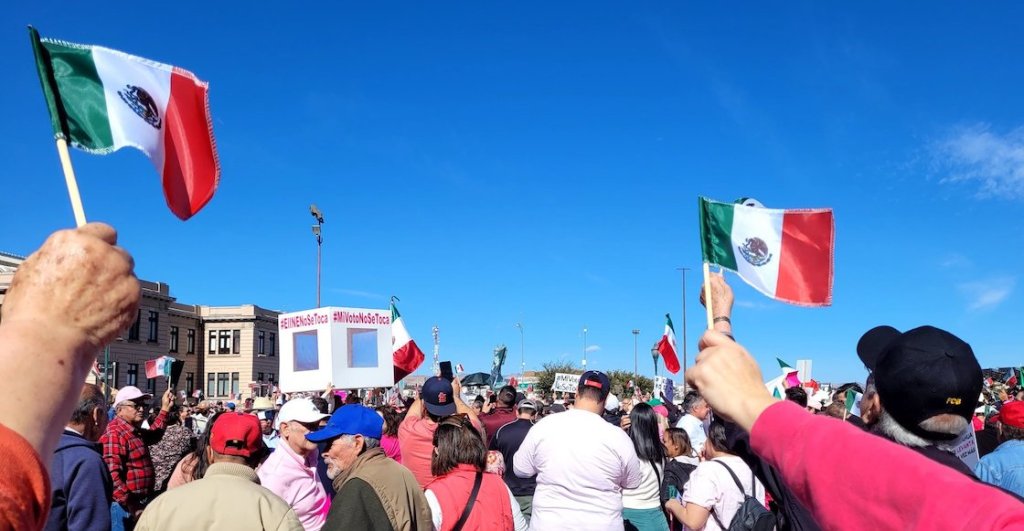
top-left (119, 402), bottom-right (144, 410)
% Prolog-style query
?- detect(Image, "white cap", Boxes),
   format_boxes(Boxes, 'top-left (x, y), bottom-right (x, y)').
top-left (277, 398), bottom-right (329, 425)
top-left (604, 394), bottom-right (620, 411)
top-left (114, 386), bottom-right (152, 408)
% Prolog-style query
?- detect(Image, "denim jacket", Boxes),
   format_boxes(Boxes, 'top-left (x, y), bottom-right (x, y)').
top-left (975, 439), bottom-right (1024, 497)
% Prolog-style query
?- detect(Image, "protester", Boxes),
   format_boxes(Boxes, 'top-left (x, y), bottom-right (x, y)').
top-left (784, 387), bottom-right (808, 409)
top-left (514, 370), bottom-right (642, 530)
top-left (425, 413), bottom-right (527, 530)
top-left (192, 402), bottom-right (212, 435)
top-left (975, 401), bottom-right (1024, 496)
top-left (102, 385), bottom-right (173, 530)
top-left (259, 410), bottom-right (280, 451)
top-left (481, 385), bottom-right (519, 448)
top-left (660, 427), bottom-right (697, 529)
top-left (258, 398), bottom-right (331, 530)
top-left (622, 403), bottom-right (669, 531)
top-left (375, 406), bottom-right (403, 462)
top-left (307, 405), bottom-right (431, 530)
top-left (136, 413), bottom-right (300, 530)
top-left (602, 393), bottom-right (623, 425)
top-left (0, 223), bottom-right (140, 529)
top-left (685, 329), bottom-right (1024, 529)
top-left (399, 376), bottom-right (483, 487)
top-left (664, 419), bottom-right (765, 530)
top-left (490, 399), bottom-right (538, 522)
top-left (674, 391), bottom-right (710, 454)
top-left (857, 325), bottom-right (983, 475)
top-left (47, 384), bottom-right (113, 531)
top-left (166, 411), bottom-right (224, 490)
top-left (663, 428), bottom-right (698, 467)
top-left (149, 405), bottom-right (197, 493)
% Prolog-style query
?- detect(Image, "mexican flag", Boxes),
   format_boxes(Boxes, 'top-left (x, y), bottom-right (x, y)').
top-left (699, 197), bottom-right (834, 306)
top-left (391, 303), bottom-right (425, 382)
top-left (656, 314), bottom-right (681, 374)
top-left (29, 27), bottom-right (219, 220)
top-left (845, 388), bottom-right (863, 417)
top-left (145, 356), bottom-right (175, 379)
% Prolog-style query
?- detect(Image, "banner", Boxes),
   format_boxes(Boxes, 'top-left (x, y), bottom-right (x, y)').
top-left (952, 426), bottom-right (980, 470)
top-left (552, 373), bottom-right (582, 394)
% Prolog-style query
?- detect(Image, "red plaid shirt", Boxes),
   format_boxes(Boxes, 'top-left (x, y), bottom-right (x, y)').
top-left (101, 411), bottom-right (166, 509)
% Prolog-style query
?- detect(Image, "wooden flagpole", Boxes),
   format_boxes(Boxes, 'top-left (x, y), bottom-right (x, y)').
top-left (55, 138), bottom-right (87, 227)
top-left (702, 262), bottom-right (714, 330)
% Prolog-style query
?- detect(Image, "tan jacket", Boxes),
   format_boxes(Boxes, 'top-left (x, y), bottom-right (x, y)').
top-left (136, 462), bottom-right (303, 531)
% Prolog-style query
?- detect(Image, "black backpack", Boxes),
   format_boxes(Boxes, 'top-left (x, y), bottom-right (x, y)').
top-left (660, 458), bottom-right (697, 502)
top-left (709, 460), bottom-right (775, 531)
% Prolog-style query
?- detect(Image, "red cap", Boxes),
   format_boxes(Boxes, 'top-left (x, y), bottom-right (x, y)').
top-left (997, 401), bottom-right (1024, 429)
top-left (210, 413), bottom-right (263, 457)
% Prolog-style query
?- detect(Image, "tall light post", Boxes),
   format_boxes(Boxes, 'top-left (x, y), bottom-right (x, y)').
top-left (651, 343), bottom-right (660, 376)
top-left (310, 204), bottom-right (325, 307)
top-left (582, 325), bottom-right (588, 369)
top-left (677, 267), bottom-right (690, 390)
top-left (632, 329), bottom-right (640, 383)
top-left (515, 322), bottom-right (525, 379)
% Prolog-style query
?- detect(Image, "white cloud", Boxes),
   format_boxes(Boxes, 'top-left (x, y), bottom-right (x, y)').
top-left (585, 345), bottom-right (601, 353)
top-left (939, 254), bottom-right (972, 269)
top-left (933, 124), bottom-right (1024, 200)
top-left (958, 276), bottom-right (1016, 311)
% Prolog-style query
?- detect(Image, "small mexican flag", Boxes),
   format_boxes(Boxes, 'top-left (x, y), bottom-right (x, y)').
top-left (145, 356), bottom-right (175, 379)
top-left (29, 27), bottom-right (219, 220)
top-left (656, 314), bottom-right (681, 374)
top-left (699, 197), bottom-right (834, 306)
top-left (845, 388), bottom-right (863, 417)
top-left (391, 303), bottom-right (425, 383)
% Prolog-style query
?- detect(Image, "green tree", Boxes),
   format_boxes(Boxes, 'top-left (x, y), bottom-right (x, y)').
top-left (606, 370), bottom-right (653, 398)
top-left (534, 361), bottom-right (579, 395)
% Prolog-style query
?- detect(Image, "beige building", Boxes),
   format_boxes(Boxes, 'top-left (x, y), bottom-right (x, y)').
top-left (0, 252), bottom-right (280, 403)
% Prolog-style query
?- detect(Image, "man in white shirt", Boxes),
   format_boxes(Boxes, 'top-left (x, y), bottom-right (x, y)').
top-left (675, 391), bottom-right (710, 454)
top-left (514, 371), bottom-right (642, 530)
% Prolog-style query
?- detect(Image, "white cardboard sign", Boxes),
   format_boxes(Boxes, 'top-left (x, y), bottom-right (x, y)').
top-left (552, 373), bottom-right (582, 393)
top-left (952, 426), bottom-right (980, 470)
top-left (278, 307), bottom-right (393, 392)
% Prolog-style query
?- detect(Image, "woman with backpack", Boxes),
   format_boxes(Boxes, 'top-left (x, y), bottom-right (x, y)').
top-left (664, 420), bottom-right (770, 530)
top-left (622, 403), bottom-right (670, 531)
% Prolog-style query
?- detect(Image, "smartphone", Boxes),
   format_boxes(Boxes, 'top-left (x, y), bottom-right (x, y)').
top-left (439, 361), bottom-right (453, 381)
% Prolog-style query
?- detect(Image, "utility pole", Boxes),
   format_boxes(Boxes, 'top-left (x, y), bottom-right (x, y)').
top-left (310, 205), bottom-right (324, 307)
top-left (677, 267), bottom-right (690, 391)
top-left (632, 329), bottom-right (640, 383)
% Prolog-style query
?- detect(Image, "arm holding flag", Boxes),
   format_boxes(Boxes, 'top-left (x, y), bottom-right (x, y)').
top-left (700, 271), bottom-right (735, 339)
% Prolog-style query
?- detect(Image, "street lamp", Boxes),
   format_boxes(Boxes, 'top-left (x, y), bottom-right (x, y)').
top-left (582, 326), bottom-right (588, 369)
top-left (310, 204), bottom-right (324, 307)
top-left (651, 343), bottom-right (660, 376)
top-left (515, 322), bottom-right (525, 379)
top-left (632, 329), bottom-right (640, 382)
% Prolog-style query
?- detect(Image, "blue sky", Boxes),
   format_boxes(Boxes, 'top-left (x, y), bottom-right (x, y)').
top-left (4, 3), bottom-right (1024, 385)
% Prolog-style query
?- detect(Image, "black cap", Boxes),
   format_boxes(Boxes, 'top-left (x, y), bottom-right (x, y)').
top-left (870, 326), bottom-right (982, 441)
top-left (577, 370), bottom-right (611, 400)
top-left (856, 325), bottom-right (901, 371)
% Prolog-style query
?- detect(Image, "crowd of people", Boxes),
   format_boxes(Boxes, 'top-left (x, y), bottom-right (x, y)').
top-left (4, 224), bottom-right (1024, 531)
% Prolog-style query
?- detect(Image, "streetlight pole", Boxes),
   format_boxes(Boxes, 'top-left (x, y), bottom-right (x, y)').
top-left (651, 343), bottom-right (660, 377)
top-left (582, 326), bottom-right (588, 369)
top-left (677, 267), bottom-right (690, 391)
top-left (632, 329), bottom-right (640, 383)
top-left (515, 322), bottom-right (525, 379)
top-left (310, 205), bottom-right (325, 307)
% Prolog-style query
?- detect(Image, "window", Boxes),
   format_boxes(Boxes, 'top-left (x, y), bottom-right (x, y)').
top-left (187, 329), bottom-right (195, 354)
top-left (269, 333), bottom-right (276, 356)
top-left (218, 331), bottom-right (230, 354)
top-left (169, 326), bottom-right (179, 353)
top-left (207, 373), bottom-right (215, 397)
top-left (217, 373), bottom-right (229, 397)
top-left (232, 330), bottom-right (241, 354)
top-left (128, 311), bottom-right (141, 341)
top-left (147, 311), bottom-right (159, 343)
top-left (127, 363), bottom-right (138, 387)
top-left (258, 330), bottom-right (266, 355)
top-left (146, 377), bottom-right (156, 395)
top-left (268, 373), bottom-right (275, 385)
top-left (185, 372), bottom-right (194, 395)
top-left (231, 372), bottom-right (240, 397)
top-left (209, 331), bottom-right (217, 354)
top-left (257, 372), bottom-right (264, 383)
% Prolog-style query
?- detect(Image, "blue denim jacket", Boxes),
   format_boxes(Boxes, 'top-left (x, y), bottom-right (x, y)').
top-left (975, 439), bottom-right (1024, 497)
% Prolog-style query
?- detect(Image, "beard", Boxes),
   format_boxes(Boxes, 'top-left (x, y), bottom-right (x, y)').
top-left (325, 458), bottom-right (340, 480)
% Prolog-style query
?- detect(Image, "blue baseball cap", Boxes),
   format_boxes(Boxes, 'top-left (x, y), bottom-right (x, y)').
top-left (578, 370), bottom-right (611, 400)
top-left (306, 405), bottom-right (383, 443)
top-left (422, 377), bottom-right (457, 417)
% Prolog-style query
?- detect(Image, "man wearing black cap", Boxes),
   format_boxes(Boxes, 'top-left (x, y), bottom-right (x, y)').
top-left (398, 376), bottom-right (483, 488)
top-left (857, 325), bottom-right (983, 476)
top-left (513, 371), bottom-right (641, 530)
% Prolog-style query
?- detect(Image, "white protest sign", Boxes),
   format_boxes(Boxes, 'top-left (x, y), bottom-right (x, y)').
top-left (653, 376), bottom-right (668, 396)
top-left (278, 307), bottom-right (394, 392)
top-left (952, 426), bottom-right (980, 470)
top-left (553, 373), bottom-right (583, 393)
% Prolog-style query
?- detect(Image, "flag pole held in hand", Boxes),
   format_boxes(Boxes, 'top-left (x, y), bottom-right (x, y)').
top-left (703, 262), bottom-right (714, 329)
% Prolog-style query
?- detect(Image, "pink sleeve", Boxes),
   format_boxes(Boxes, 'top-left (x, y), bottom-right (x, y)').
top-left (750, 401), bottom-right (1024, 530)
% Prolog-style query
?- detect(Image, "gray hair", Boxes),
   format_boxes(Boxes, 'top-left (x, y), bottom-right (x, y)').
top-left (874, 409), bottom-right (966, 451)
top-left (682, 392), bottom-right (705, 414)
top-left (70, 386), bottom-right (107, 425)
top-left (340, 434), bottom-right (380, 451)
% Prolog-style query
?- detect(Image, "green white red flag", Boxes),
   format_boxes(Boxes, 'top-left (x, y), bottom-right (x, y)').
top-left (699, 197), bottom-right (834, 306)
top-left (656, 314), bottom-right (680, 374)
top-left (29, 27), bottom-right (219, 220)
top-left (391, 303), bottom-right (425, 382)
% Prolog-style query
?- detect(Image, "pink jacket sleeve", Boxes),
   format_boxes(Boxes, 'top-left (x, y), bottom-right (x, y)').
top-left (750, 401), bottom-right (1024, 530)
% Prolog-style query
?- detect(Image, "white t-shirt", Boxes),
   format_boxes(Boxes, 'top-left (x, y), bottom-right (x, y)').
top-left (622, 459), bottom-right (664, 510)
top-left (682, 455), bottom-right (765, 531)
top-left (675, 414), bottom-right (707, 454)
top-left (513, 408), bottom-right (642, 530)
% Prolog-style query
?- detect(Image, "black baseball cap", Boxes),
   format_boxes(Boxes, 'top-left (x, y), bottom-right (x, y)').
top-left (859, 325), bottom-right (982, 441)
top-left (577, 370), bottom-right (611, 400)
top-left (421, 377), bottom-right (457, 417)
